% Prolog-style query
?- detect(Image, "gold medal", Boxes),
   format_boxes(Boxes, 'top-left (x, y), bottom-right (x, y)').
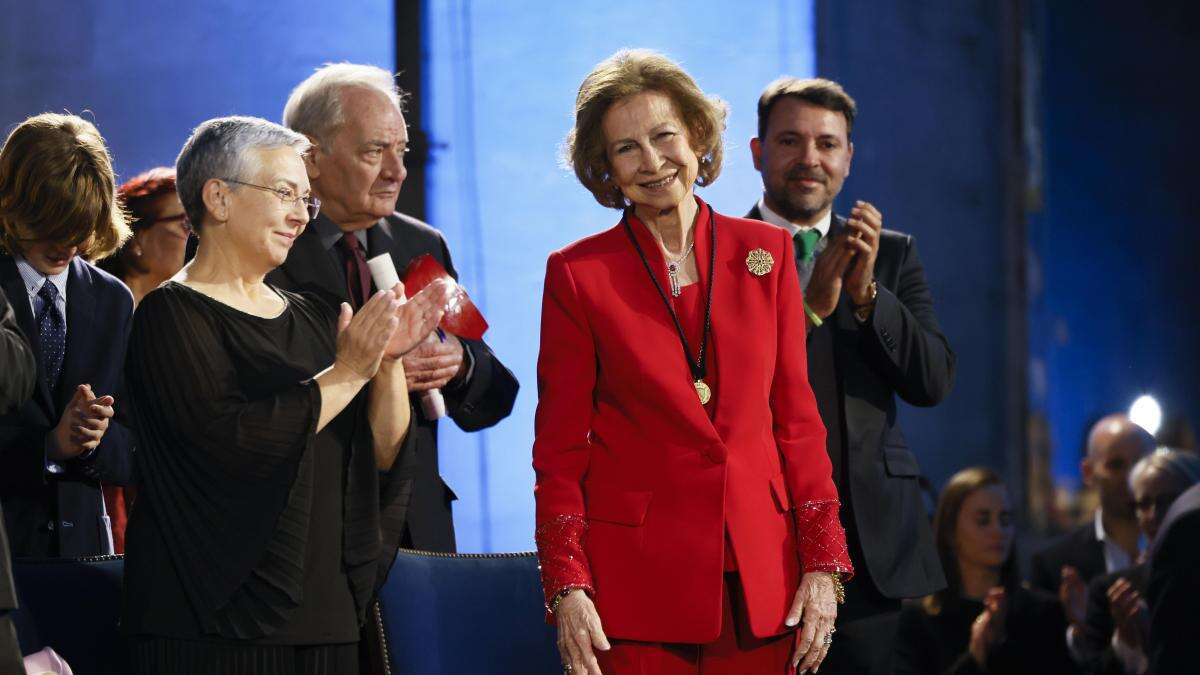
top-left (694, 379), bottom-right (712, 405)
top-left (746, 248), bottom-right (774, 276)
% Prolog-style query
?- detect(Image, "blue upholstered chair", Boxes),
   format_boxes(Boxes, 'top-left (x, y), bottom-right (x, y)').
top-left (11, 554), bottom-right (127, 675)
top-left (373, 549), bottom-right (561, 674)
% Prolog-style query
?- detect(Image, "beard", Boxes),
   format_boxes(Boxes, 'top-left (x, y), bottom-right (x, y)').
top-left (765, 167), bottom-right (836, 223)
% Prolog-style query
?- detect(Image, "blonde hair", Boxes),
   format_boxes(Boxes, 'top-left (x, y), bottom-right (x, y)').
top-left (566, 49), bottom-right (728, 209)
top-left (0, 113), bottom-right (130, 260)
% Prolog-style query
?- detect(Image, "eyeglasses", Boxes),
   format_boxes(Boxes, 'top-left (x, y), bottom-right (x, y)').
top-left (223, 179), bottom-right (321, 220)
top-left (148, 213), bottom-right (193, 234)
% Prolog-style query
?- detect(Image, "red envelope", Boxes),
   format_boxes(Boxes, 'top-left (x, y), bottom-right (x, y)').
top-left (401, 254), bottom-right (489, 340)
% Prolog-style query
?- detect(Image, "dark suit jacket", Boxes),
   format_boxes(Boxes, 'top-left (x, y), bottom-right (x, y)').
top-left (1147, 483), bottom-right (1200, 675)
top-left (267, 212), bottom-right (518, 552)
top-left (1029, 522), bottom-right (1107, 594)
top-left (1077, 563), bottom-right (1148, 675)
top-left (0, 255), bottom-right (135, 557)
top-left (1, 287), bottom-right (36, 414)
top-left (747, 205), bottom-right (954, 602)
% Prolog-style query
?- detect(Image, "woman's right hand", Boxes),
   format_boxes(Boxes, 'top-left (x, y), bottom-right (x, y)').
top-left (555, 590), bottom-right (610, 675)
top-left (335, 290), bottom-right (401, 379)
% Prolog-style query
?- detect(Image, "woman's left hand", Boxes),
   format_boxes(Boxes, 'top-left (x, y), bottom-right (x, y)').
top-left (383, 280), bottom-right (452, 359)
top-left (787, 572), bottom-right (839, 673)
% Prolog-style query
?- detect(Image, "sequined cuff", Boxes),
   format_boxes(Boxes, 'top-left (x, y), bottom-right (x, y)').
top-left (795, 499), bottom-right (854, 578)
top-left (535, 514), bottom-right (594, 611)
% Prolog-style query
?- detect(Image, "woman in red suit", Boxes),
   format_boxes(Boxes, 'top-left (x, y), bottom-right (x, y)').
top-left (534, 49), bottom-right (853, 675)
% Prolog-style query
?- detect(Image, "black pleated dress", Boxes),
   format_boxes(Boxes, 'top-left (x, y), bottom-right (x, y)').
top-left (121, 281), bottom-right (416, 675)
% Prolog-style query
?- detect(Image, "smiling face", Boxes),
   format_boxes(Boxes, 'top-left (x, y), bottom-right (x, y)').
top-left (223, 146), bottom-right (311, 272)
top-left (308, 86), bottom-right (408, 231)
top-left (954, 484), bottom-right (1015, 572)
top-left (751, 97), bottom-right (853, 225)
top-left (601, 90), bottom-right (700, 214)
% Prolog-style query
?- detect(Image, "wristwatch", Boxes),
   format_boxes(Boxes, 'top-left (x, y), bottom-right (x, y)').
top-left (853, 280), bottom-right (877, 323)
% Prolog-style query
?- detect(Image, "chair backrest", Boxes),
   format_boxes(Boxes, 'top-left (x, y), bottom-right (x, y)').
top-left (374, 549), bottom-right (561, 675)
top-left (11, 555), bottom-right (127, 675)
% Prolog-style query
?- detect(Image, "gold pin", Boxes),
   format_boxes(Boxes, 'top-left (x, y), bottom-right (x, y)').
top-left (745, 248), bottom-right (774, 276)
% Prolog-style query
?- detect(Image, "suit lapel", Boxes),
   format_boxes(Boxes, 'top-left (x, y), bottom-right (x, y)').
top-left (280, 215), bottom-right (350, 303)
top-left (0, 255), bottom-right (54, 416)
top-left (57, 258), bottom-right (95, 410)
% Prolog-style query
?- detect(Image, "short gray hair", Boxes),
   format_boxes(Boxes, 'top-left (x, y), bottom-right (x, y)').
top-left (175, 116), bottom-right (310, 231)
top-left (282, 63), bottom-right (404, 145)
top-left (1130, 448), bottom-right (1200, 492)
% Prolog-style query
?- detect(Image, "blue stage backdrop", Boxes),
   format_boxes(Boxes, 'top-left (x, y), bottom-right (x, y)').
top-left (1030, 1), bottom-right (1200, 489)
top-left (0, 1), bottom-right (393, 185)
top-left (423, 0), bottom-right (817, 552)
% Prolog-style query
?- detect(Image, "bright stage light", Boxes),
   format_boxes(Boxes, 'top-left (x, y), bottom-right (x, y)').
top-left (1129, 395), bottom-right (1162, 435)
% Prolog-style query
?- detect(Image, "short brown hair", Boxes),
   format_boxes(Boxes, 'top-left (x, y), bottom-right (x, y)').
top-left (756, 77), bottom-right (857, 141)
top-left (567, 49), bottom-right (728, 209)
top-left (0, 113), bottom-right (130, 260)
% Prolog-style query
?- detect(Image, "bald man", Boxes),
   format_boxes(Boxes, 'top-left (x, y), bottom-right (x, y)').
top-left (1032, 415), bottom-right (1156, 593)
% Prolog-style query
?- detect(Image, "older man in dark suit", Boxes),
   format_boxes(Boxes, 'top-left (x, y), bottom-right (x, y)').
top-left (747, 77), bottom-right (956, 675)
top-left (269, 63), bottom-right (518, 554)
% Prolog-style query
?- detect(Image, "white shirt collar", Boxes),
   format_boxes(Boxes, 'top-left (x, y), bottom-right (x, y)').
top-left (14, 256), bottom-right (69, 305)
top-left (1094, 509), bottom-right (1142, 573)
top-left (756, 196), bottom-right (832, 239)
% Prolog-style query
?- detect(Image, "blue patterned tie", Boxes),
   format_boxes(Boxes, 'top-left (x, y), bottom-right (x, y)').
top-left (36, 281), bottom-right (65, 393)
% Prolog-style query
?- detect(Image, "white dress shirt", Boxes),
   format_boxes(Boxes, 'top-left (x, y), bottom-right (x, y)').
top-left (755, 195), bottom-right (832, 239)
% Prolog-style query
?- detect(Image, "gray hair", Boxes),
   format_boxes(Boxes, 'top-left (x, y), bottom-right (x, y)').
top-left (1130, 448), bottom-right (1200, 492)
top-left (175, 116), bottom-right (310, 231)
top-left (282, 63), bottom-right (404, 145)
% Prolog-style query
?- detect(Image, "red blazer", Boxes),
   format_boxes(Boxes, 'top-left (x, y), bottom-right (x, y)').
top-left (534, 198), bottom-right (852, 644)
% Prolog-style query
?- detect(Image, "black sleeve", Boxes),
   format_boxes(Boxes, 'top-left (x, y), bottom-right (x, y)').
top-left (1148, 512), bottom-right (1200, 675)
top-left (432, 231), bottom-right (519, 430)
top-left (860, 235), bottom-right (956, 407)
top-left (893, 604), bottom-right (947, 675)
top-left (0, 288), bottom-right (35, 414)
top-left (127, 288), bottom-right (322, 635)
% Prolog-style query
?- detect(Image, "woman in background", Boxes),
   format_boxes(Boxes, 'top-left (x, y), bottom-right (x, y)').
top-left (100, 167), bottom-right (189, 306)
top-left (893, 467), bottom-right (1078, 674)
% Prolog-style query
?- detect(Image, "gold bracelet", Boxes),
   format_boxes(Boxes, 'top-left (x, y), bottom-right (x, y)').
top-left (829, 572), bottom-right (846, 604)
top-left (548, 587), bottom-right (577, 614)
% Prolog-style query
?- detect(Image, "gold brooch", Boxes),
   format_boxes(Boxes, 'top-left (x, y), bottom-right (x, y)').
top-left (745, 248), bottom-right (774, 276)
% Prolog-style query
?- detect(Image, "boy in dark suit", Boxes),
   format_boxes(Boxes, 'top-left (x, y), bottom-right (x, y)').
top-left (0, 113), bottom-right (135, 558)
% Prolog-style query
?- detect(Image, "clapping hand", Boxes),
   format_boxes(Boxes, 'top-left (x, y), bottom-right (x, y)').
top-left (969, 587), bottom-right (1008, 668)
top-left (1059, 565), bottom-right (1087, 628)
top-left (49, 384), bottom-right (114, 461)
top-left (842, 201), bottom-right (882, 306)
top-left (383, 279), bottom-right (453, 360)
top-left (1107, 577), bottom-right (1149, 650)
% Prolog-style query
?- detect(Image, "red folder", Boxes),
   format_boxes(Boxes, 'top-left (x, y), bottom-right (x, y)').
top-left (401, 254), bottom-right (489, 340)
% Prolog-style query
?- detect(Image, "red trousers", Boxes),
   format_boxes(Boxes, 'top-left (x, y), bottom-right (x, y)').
top-left (597, 574), bottom-right (795, 674)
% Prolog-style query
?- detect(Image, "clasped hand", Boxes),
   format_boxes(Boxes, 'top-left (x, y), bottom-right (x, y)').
top-left (804, 201), bottom-right (882, 319)
top-left (334, 280), bottom-right (453, 380)
top-left (50, 384), bottom-right (114, 461)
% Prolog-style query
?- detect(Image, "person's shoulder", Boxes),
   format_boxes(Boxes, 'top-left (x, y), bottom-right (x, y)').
top-left (1038, 522), bottom-right (1096, 557)
top-left (74, 257), bottom-right (134, 309)
top-left (714, 208), bottom-right (793, 254)
top-left (386, 211), bottom-right (444, 242)
top-left (551, 220), bottom-right (627, 263)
